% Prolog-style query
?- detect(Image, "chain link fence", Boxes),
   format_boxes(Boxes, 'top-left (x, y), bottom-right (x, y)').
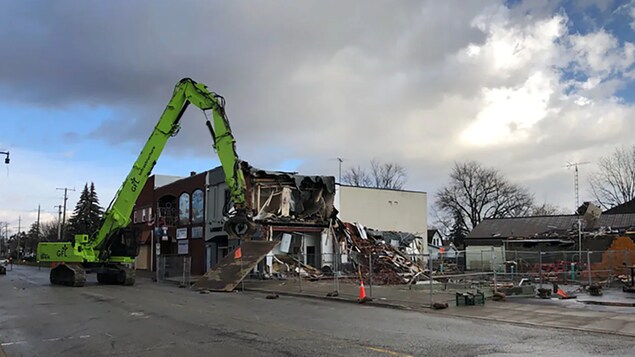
top-left (157, 254), bottom-right (191, 287)
top-left (241, 248), bottom-right (635, 307)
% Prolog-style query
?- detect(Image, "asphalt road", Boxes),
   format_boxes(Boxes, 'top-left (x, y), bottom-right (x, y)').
top-left (1, 265), bottom-right (635, 357)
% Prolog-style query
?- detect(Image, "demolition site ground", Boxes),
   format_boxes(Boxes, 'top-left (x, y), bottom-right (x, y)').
top-left (1, 265), bottom-right (635, 357)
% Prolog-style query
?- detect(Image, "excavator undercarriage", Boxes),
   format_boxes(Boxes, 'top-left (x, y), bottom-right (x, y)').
top-left (50, 263), bottom-right (135, 287)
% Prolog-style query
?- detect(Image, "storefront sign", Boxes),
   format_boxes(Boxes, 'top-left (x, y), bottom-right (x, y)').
top-left (191, 226), bottom-right (203, 239)
top-left (176, 227), bottom-right (188, 240)
top-left (178, 240), bottom-right (188, 255)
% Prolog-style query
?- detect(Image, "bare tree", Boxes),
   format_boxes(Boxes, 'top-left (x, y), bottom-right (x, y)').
top-left (342, 165), bottom-right (372, 187)
top-left (342, 160), bottom-right (407, 190)
top-left (39, 220), bottom-right (60, 242)
top-left (530, 202), bottom-right (568, 216)
top-left (588, 145), bottom-right (635, 210)
top-left (435, 161), bottom-right (534, 234)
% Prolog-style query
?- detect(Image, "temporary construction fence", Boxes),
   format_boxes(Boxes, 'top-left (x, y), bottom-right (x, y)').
top-left (243, 252), bottom-right (496, 307)
top-left (462, 248), bottom-right (635, 287)
top-left (242, 247), bottom-right (635, 306)
top-left (157, 254), bottom-right (191, 287)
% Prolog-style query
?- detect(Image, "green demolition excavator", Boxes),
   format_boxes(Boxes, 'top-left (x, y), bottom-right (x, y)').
top-left (37, 78), bottom-right (256, 287)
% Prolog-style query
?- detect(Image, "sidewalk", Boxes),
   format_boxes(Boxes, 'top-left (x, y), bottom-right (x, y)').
top-left (137, 270), bottom-right (635, 337)
top-left (240, 278), bottom-right (635, 337)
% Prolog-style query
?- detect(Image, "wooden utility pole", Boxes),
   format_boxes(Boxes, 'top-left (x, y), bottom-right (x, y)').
top-left (55, 205), bottom-right (63, 241)
top-left (56, 187), bottom-right (75, 240)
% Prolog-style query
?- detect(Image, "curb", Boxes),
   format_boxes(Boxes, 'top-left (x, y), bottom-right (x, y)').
top-left (243, 287), bottom-right (419, 311)
top-left (434, 309), bottom-right (635, 338)
top-left (244, 288), bottom-right (635, 338)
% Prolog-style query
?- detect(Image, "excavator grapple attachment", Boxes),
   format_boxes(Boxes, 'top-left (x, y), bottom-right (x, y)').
top-left (224, 209), bottom-right (257, 239)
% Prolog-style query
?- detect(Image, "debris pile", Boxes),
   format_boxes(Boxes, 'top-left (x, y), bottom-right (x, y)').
top-left (339, 221), bottom-right (426, 285)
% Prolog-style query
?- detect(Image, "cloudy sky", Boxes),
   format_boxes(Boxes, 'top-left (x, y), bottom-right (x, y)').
top-left (1, 0), bottom-right (634, 234)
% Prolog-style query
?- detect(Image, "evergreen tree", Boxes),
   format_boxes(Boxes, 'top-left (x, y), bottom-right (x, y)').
top-left (449, 214), bottom-right (468, 250)
top-left (26, 222), bottom-right (40, 255)
top-left (67, 182), bottom-right (104, 239)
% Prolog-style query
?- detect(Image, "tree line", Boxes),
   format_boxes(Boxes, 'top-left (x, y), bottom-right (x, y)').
top-left (2, 182), bottom-right (103, 259)
top-left (342, 145), bottom-right (635, 246)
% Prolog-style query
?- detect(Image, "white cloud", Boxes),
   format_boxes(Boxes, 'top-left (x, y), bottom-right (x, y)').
top-left (1, 0), bottom-right (635, 225)
top-left (0, 146), bottom-right (125, 235)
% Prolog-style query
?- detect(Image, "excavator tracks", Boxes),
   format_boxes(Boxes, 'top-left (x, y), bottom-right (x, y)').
top-left (96, 265), bottom-right (135, 286)
top-left (50, 264), bottom-right (86, 287)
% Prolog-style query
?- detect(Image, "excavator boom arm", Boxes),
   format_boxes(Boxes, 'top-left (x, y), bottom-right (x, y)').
top-left (94, 78), bottom-right (250, 253)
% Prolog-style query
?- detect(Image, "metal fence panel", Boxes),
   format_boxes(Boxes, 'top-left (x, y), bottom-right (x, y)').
top-left (156, 254), bottom-right (191, 287)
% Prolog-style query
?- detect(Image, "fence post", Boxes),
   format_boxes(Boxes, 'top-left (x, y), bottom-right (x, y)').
top-left (335, 252), bottom-right (339, 292)
top-left (539, 251), bottom-right (543, 289)
top-left (587, 250), bottom-right (592, 286)
top-left (297, 261), bottom-right (302, 292)
top-left (491, 246), bottom-right (497, 294)
top-left (608, 250), bottom-right (613, 284)
top-left (368, 253), bottom-right (373, 299)
top-left (182, 257), bottom-right (186, 286)
top-left (428, 254), bottom-right (433, 305)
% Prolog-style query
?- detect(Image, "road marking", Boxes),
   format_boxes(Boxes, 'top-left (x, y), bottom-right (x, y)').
top-left (42, 338), bottom-right (62, 342)
top-left (3, 334), bottom-right (94, 346)
top-left (130, 312), bottom-right (150, 319)
top-left (23, 278), bottom-right (40, 285)
top-left (365, 346), bottom-right (414, 357)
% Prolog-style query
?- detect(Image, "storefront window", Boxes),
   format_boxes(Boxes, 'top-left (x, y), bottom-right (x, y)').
top-left (179, 192), bottom-right (190, 224)
top-left (192, 189), bottom-right (204, 224)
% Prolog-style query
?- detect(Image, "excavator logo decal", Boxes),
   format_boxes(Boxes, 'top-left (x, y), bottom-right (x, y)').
top-left (56, 245), bottom-right (69, 258)
top-left (130, 177), bottom-right (140, 192)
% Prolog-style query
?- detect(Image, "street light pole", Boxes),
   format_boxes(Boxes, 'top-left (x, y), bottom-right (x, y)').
top-left (0, 151), bottom-right (9, 164)
top-left (336, 157), bottom-right (344, 183)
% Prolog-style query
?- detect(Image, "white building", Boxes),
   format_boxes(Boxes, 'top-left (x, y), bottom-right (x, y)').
top-left (335, 184), bottom-right (427, 233)
top-left (334, 184), bottom-right (428, 256)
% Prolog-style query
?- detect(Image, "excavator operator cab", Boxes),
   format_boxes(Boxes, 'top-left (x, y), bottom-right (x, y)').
top-left (108, 228), bottom-right (140, 258)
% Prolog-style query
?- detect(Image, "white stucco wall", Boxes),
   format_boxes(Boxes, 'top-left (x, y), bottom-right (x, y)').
top-left (335, 185), bottom-right (427, 235)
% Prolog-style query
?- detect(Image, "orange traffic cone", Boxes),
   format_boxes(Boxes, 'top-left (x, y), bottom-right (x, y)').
top-left (358, 281), bottom-right (370, 303)
top-left (556, 288), bottom-right (568, 298)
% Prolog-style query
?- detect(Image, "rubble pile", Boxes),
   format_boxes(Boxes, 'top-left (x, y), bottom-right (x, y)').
top-left (340, 222), bottom-right (426, 285)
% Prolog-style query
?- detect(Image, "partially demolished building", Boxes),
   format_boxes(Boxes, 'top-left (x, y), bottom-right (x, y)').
top-left (133, 162), bottom-right (429, 283)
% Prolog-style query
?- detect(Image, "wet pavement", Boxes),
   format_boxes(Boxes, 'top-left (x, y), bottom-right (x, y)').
top-left (2, 265), bottom-right (635, 357)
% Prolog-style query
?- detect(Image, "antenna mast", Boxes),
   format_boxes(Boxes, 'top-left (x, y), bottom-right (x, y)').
top-left (564, 161), bottom-right (590, 211)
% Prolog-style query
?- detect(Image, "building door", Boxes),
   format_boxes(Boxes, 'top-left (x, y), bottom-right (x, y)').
top-left (135, 245), bottom-right (149, 270)
top-left (306, 246), bottom-right (316, 268)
